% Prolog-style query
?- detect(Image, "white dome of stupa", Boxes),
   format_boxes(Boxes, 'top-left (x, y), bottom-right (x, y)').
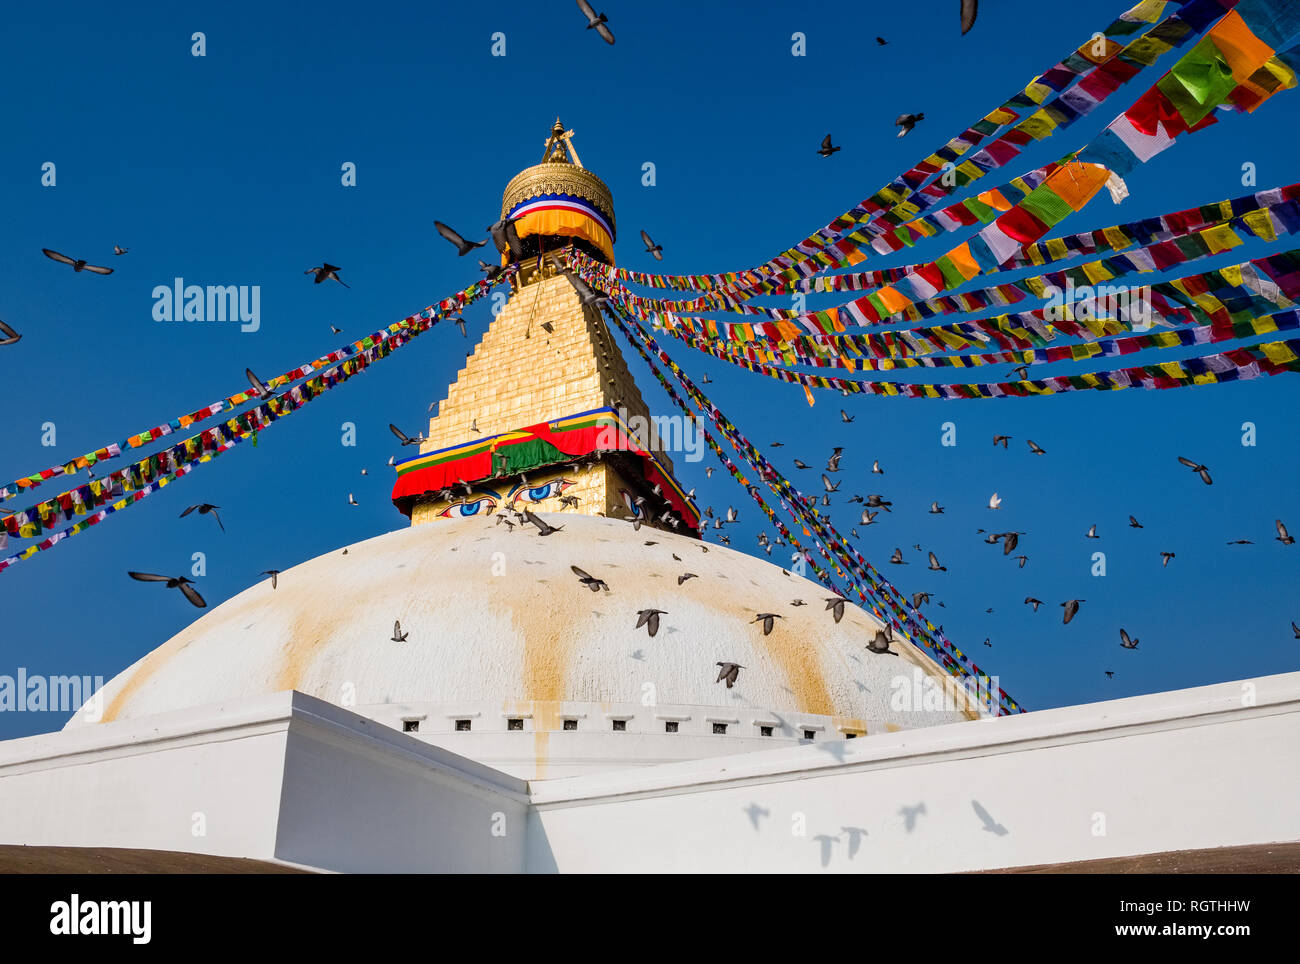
top-left (69, 514), bottom-right (979, 778)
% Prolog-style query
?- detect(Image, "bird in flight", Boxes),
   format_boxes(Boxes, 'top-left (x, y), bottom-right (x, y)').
top-left (988, 492), bottom-right (1002, 510)
top-left (42, 248), bottom-right (113, 274)
top-left (866, 626), bottom-right (898, 655)
top-left (1119, 628), bottom-right (1139, 650)
top-left (752, 613), bottom-right (783, 636)
top-left (524, 508), bottom-right (563, 536)
top-left (1061, 599), bottom-right (1085, 624)
top-left (1177, 456), bottom-right (1212, 485)
top-left (128, 571), bottom-right (206, 608)
top-left (391, 620), bottom-right (409, 642)
top-left (1276, 520), bottom-right (1294, 545)
top-left (1129, 515), bottom-right (1143, 529)
top-left (840, 410), bottom-right (855, 423)
top-left (889, 547), bottom-right (907, 565)
top-left (389, 423), bottom-right (426, 446)
top-left (993, 434), bottom-right (1010, 448)
top-left (245, 368), bottom-right (274, 400)
top-left (677, 572), bottom-right (697, 585)
top-left (180, 503), bottom-right (224, 532)
top-left (929, 501), bottom-right (945, 514)
top-left (261, 569), bottom-right (281, 589)
top-left (113, 245), bottom-right (129, 256)
top-left (1160, 551), bottom-right (1176, 567)
top-left (305, 263), bottom-right (349, 287)
top-left (576, 0), bottom-right (615, 43)
top-left (716, 662), bottom-right (744, 688)
top-left (895, 113), bottom-right (925, 138)
top-left (818, 134), bottom-right (840, 157)
top-left (435, 221), bottom-right (486, 256)
top-left (640, 230), bottom-right (663, 261)
top-left (1025, 597), bottom-right (1042, 612)
top-left (928, 551), bottom-right (947, 572)
top-left (1086, 524), bottom-right (1099, 539)
top-left (961, 0), bottom-right (980, 35)
top-left (0, 319), bottom-right (20, 347)
top-left (571, 566), bottom-right (609, 593)
top-left (825, 597), bottom-right (846, 623)
top-left (875, 36), bottom-right (888, 46)
top-left (1027, 439), bottom-right (1046, 455)
top-left (636, 608), bottom-right (665, 637)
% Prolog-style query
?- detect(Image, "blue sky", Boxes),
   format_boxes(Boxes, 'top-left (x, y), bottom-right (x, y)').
top-left (1, 0), bottom-right (1296, 738)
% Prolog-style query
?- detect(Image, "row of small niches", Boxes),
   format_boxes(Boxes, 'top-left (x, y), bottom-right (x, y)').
top-left (399, 717), bottom-right (863, 740)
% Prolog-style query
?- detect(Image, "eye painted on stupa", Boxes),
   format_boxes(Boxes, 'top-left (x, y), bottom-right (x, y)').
top-left (510, 478), bottom-right (574, 505)
top-left (620, 487), bottom-right (643, 518)
top-left (438, 497), bottom-right (497, 518)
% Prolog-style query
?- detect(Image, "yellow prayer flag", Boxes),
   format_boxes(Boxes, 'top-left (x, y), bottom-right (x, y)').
top-left (1262, 340), bottom-right (1298, 365)
top-left (1200, 224), bottom-right (1243, 254)
top-left (1242, 208), bottom-right (1278, 242)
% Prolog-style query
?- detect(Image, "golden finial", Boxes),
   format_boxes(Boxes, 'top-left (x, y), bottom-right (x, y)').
top-left (541, 117), bottom-right (584, 168)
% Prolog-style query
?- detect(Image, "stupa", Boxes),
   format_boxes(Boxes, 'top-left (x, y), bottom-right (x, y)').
top-left (61, 121), bottom-right (980, 781)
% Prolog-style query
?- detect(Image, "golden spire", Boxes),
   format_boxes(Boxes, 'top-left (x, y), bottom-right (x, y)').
top-left (541, 117), bottom-right (584, 168)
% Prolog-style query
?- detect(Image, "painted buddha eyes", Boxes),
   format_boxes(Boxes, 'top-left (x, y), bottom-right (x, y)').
top-left (511, 478), bottom-right (573, 505)
top-left (438, 497), bottom-right (496, 518)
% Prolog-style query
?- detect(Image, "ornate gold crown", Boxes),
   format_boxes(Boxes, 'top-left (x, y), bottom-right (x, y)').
top-left (500, 119), bottom-right (616, 235)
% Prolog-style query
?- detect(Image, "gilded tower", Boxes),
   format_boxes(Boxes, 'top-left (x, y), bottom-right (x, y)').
top-left (391, 121), bottom-right (699, 536)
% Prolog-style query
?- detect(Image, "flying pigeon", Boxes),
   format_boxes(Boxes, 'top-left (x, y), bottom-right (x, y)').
top-left (523, 508), bottom-right (563, 536)
top-left (1276, 520), bottom-right (1294, 545)
top-left (912, 591), bottom-right (932, 608)
top-left (305, 263), bottom-right (349, 287)
top-left (716, 661), bottom-right (744, 688)
top-left (1129, 515), bottom-right (1143, 529)
top-left (42, 248), bottom-right (113, 274)
top-left (348, 493), bottom-right (358, 506)
top-left (826, 448), bottom-right (844, 472)
top-left (895, 113), bottom-right (925, 138)
top-left (1160, 551), bottom-right (1176, 567)
top-left (391, 620), bottom-right (409, 642)
top-left (678, 572), bottom-right (697, 585)
top-left (487, 216), bottom-right (523, 258)
top-left (479, 259), bottom-right (506, 281)
top-left (113, 245), bottom-right (129, 256)
top-left (960, 0), bottom-right (979, 35)
top-left (245, 368), bottom-right (274, 400)
top-left (840, 410), bottom-right (855, 423)
top-left (1119, 628), bottom-right (1139, 650)
top-left (927, 551), bottom-right (947, 572)
top-left (571, 565), bottom-right (608, 592)
top-left (988, 492), bottom-right (1002, 510)
top-left (875, 36), bottom-right (888, 46)
top-left (128, 571), bottom-right (206, 608)
top-left (1177, 456), bottom-right (1212, 485)
top-left (825, 597), bottom-right (846, 623)
top-left (636, 608), bottom-right (665, 637)
top-left (889, 548), bottom-right (907, 565)
top-left (576, 0), bottom-right (615, 43)
top-left (1061, 599), bottom-right (1085, 624)
top-left (562, 269), bottom-right (608, 307)
top-left (818, 134), bottom-right (840, 157)
top-left (0, 319), bottom-right (21, 347)
top-left (389, 423), bottom-right (425, 446)
top-left (1027, 439), bottom-right (1046, 455)
top-left (872, 460), bottom-right (884, 475)
top-left (929, 501), bottom-right (945, 514)
top-left (640, 229), bottom-right (663, 260)
top-left (179, 503), bottom-right (224, 532)
top-left (435, 220), bottom-right (486, 256)
top-left (1025, 597), bottom-right (1042, 612)
top-left (866, 626), bottom-right (898, 655)
top-left (261, 569), bottom-right (280, 589)
top-left (1086, 524), bottom-right (1099, 539)
top-left (752, 613), bottom-right (783, 636)
top-left (993, 434), bottom-right (1010, 448)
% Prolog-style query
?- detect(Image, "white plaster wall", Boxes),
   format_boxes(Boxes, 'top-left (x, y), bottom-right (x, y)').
top-left (0, 696), bottom-right (288, 859)
top-left (272, 699), bottom-right (530, 873)
top-left (525, 673), bottom-right (1300, 873)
